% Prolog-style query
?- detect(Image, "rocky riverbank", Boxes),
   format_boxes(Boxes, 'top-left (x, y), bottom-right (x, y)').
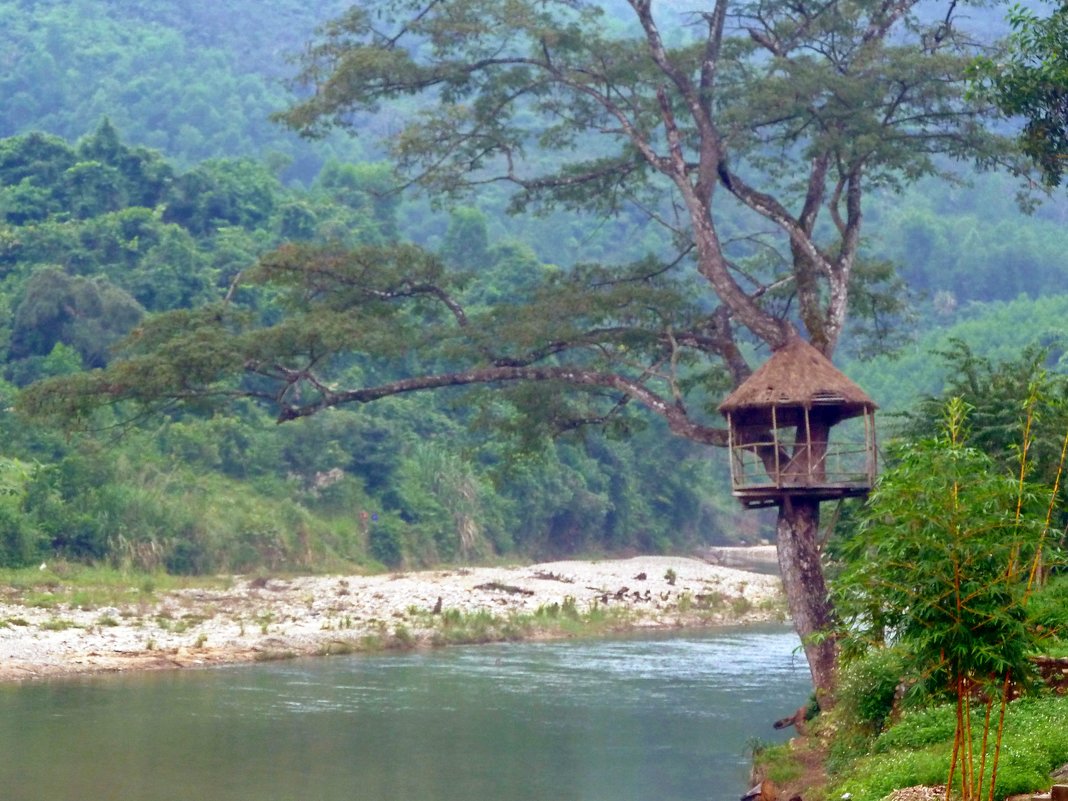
top-left (0, 555), bottom-right (785, 681)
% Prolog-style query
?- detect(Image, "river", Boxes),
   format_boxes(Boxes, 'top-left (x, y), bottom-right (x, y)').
top-left (0, 625), bottom-right (810, 801)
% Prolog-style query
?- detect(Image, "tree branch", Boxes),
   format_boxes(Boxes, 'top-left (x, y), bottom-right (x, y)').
top-left (276, 364), bottom-right (729, 446)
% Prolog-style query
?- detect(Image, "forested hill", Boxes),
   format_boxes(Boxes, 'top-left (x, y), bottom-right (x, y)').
top-left (0, 0), bottom-right (355, 180)
top-left (3, 0), bottom-right (1066, 308)
top-left (0, 0), bottom-right (1066, 575)
top-left (0, 124), bottom-right (748, 573)
top-left (3, 0), bottom-right (1067, 309)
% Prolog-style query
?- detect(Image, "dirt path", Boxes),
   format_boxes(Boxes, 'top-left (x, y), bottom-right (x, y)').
top-left (0, 556), bottom-right (785, 681)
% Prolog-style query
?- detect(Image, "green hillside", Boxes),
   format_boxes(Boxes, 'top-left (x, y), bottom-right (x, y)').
top-left (0, 0), bottom-right (1066, 575)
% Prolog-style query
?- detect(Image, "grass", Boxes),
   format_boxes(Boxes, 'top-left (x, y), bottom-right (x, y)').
top-left (304, 602), bottom-right (640, 657)
top-left (0, 563), bottom-right (229, 610)
top-left (39, 617), bottom-right (78, 631)
top-left (825, 693), bottom-right (1068, 801)
top-left (751, 731), bottom-right (829, 799)
top-left (752, 742), bottom-right (805, 785)
top-left (817, 572), bottom-right (1068, 801)
top-left (1043, 641), bottom-right (1068, 658)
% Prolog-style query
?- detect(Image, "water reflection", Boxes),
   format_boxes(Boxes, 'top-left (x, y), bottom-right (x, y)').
top-left (0, 625), bottom-right (810, 801)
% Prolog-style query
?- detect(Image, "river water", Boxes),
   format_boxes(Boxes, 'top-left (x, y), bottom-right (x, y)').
top-left (0, 625), bottom-right (810, 801)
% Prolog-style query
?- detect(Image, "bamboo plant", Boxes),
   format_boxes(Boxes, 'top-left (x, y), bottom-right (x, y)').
top-left (837, 392), bottom-right (1067, 801)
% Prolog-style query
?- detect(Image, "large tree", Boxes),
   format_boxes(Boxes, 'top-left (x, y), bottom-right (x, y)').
top-left (22, 0), bottom-right (1006, 698)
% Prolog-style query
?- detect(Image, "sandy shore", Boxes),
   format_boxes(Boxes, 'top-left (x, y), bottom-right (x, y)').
top-left (0, 554), bottom-right (784, 681)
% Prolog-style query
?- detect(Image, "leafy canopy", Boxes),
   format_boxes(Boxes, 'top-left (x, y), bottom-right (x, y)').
top-left (971, 4), bottom-right (1068, 187)
top-left (277, 0), bottom-right (1003, 356)
top-left (24, 0), bottom-right (1009, 441)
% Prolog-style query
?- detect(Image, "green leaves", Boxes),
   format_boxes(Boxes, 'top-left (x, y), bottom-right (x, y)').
top-left (10, 267), bottom-right (144, 372)
top-left (835, 393), bottom-right (1062, 798)
top-left (839, 397), bottom-right (1045, 694)
top-left (17, 233), bottom-right (726, 439)
top-left (970, 4), bottom-right (1068, 186)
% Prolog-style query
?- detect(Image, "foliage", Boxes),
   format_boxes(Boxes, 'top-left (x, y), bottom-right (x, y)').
top-left (9, 267), bottom-right (144, 372)
top-left (0, 123), bottom-right (747, 572)
top-left (0, 455), bottom-right (40, 568)
top-left (1026, 573), bottom-right (1068, 641)
top-left (836, 396), bottom-right (1061, 799)
top-left (836, 646), bottom-right (908, 736)
top-left (840, 398), bottom-right (1046, 687)
top-left (0, 0), bottom-right (357, 179)
top-left (904, 340), bottom-right (1068, 486)
top-left (970, 4), bottom-right (1068, 187)
top-left (845, 294), bottom-right (1068, 414)
top-left (865, 173), bottom-right (1068, 309)
top-left (828, 694), bottom-right (1068, 801)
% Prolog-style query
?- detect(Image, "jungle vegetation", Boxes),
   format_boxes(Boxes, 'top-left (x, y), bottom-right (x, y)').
top-left (2, 0), bottom-right (1067, 699)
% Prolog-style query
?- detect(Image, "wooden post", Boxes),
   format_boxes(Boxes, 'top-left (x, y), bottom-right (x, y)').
top-left (804, 406), bottom-right (813, 482)
top-left (865, 409), bottom-right (874, 484)
top-left (1050, 785), bottom-right (1068, 801)
top-left (727, 412), bottom-right (736, 489)
top-left (772, 406), bottom-right (781, 487)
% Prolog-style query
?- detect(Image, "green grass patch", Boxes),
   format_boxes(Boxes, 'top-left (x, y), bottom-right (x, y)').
top-left (39, 617), bottom-right (78, 631)
top-left (828, 693), bottom-right (1068, 801)
top-left (1039, 640), bottom-right (1068, 658)
top-left (0, 563), bottom-right (227, 610)
top-left (753, 742), bottom-right (805, 785)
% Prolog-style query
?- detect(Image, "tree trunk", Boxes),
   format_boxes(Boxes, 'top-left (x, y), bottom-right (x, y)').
top-left (776, 496), bottom-right (837, 705)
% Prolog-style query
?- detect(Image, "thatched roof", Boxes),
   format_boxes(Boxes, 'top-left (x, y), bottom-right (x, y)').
top-left (718, 337), bottom-right (876, 419)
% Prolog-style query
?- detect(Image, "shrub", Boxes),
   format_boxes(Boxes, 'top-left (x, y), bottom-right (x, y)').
top-left (0, 505), bottom-right (42, 567)
top-left (369, 516), bottom-right (406, 568)
top-left (1027, 573), bottom-right (1068, 640)
top-left (838, 647), bottom-right (907, 734)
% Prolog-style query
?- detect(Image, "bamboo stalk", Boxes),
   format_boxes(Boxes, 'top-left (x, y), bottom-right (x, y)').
top-left (976, 693), bottom-right (993, 801)
top-left (1008, 388), bottom-right (1037, 580)
top-left (963, 681), bottom-right (974, 800)
top-left (1026, 426), bottom-right (1068, 597)
top-left (947, 695), bottom-right (963, 801)
top-left (986, 671), bottom-right (1012, 801)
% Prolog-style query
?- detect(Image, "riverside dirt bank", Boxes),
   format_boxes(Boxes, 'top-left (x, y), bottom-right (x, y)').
top-left (0, 554), bottom-right (784, 681)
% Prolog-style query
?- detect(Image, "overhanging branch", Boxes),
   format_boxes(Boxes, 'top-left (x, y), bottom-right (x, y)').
top-left (276, 364), bottom-right (728, 446)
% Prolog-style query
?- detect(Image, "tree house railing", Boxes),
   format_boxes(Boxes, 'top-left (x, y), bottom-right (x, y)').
top-left (729, 440), bottom-right (876, 490)
top-left (725, 410), bottom-right (877, 507)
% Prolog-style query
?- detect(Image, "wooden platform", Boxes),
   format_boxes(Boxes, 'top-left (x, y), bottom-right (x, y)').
top-left (731, 482), bottom-right (872, 509)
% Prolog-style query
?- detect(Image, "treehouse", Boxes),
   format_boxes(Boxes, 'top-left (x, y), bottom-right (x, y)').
top-left (718, 337), bottom-right (877, 509)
